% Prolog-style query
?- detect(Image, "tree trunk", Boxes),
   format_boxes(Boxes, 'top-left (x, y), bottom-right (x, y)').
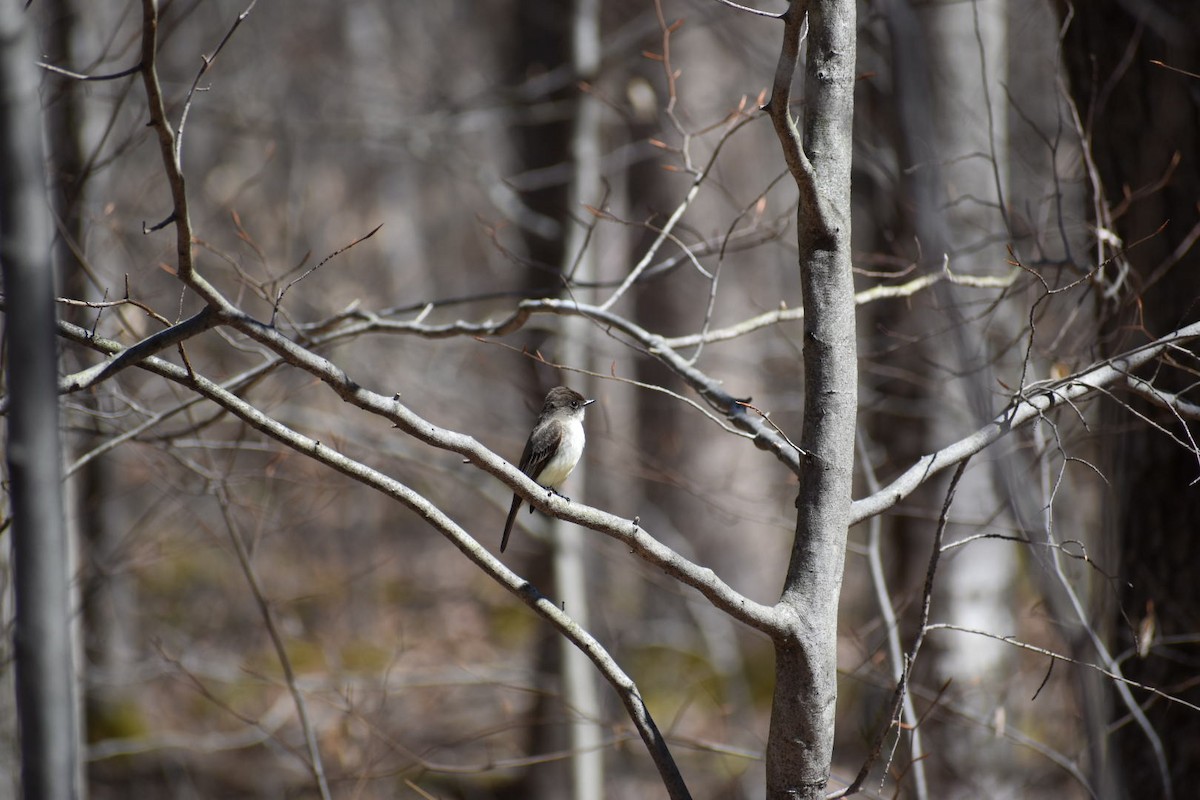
top-left (0, 2), bottom-right (82, 797)
top-left (1057, 1), bottom-right (1200, 796)
top-left (765, 2), bottom-right (858, 797)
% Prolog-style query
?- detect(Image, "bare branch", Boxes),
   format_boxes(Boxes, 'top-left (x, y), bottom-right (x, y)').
top-left (1125, 374), bottom-right (1200, 420)
top-left (711, 0), bottom-right (787, 19)
top-left (1029, 422), bottom-right (1175, 798)
top-left (851, 320), bottom-right (1200, 525)
top-left (37, 60), bottom-right (142, 81)
top-left (54, 306), bottom-right (218, 395)
top-left (837, 432), bottom-right (930, 799)
top-left (662, 264), bottom-right (1019, 349)
top-left (213, 486), bottom-right (332, 800)
top-left (176, 1), bottom-right (259, 161)
top-left (926, 624), bottom-right (1200, 716)
top-left (272, 223), bottom-right (383, 325)
top-left (764, 2), bottom-right (809, 181)
top-left (53, 318), bottom-right (702, 795)
top-left (137, 0), bottom-right (239, 307)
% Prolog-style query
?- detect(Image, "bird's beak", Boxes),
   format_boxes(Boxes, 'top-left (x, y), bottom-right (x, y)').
top-left (583, 398), bottom-right (596, 406)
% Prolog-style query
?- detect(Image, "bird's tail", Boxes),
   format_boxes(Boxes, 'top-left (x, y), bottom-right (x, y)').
top-left (500, 493), bottom-right (523, 552)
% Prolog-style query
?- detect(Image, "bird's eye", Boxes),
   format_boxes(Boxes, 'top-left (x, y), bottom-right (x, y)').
top-left (571, 401), bottom-right (579, 408)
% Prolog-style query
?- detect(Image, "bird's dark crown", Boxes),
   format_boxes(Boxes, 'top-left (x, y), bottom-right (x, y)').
top-left (541, 386), bottom-right (592, 412)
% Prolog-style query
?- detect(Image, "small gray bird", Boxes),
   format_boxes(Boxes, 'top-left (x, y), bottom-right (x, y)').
top-left (500, 386), bottom-right (594, 552)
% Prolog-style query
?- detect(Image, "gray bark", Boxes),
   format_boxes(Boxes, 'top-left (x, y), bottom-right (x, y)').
top-left (0, 3), bottom-right (81, 798)
top-left (554, 1), bottom-right (604, 798)
top-left (764, 1), bottom-right (858, 797)
top-left (917, 1), bottom-right (1019, 790)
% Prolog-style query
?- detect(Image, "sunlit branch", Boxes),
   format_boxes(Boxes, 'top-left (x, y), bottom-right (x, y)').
top-left (851, 320), bottom-right (1200, 525)
top-left (926, 624), bottom-right (1200, 715)
top-left (711, 0), bottom-right (787, 19)
top-left (1125, 374), bottom-right (1200, 421)
top-left (662, 264), bottom-right (1019, 349)
top-left (54, 306), bottom-right (217, 394)
top-left (37, 60), bottom-right (142, 81)
top-left (53, 317), bottom-right (780, 637)
top-left (54, 320), bottom-right (706, 795)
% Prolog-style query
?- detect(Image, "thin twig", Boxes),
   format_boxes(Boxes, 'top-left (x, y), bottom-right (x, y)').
top-left (662, 263), bottom-right (1019, 349)
top-left (176, 1), bottom-right (259, 162)
top-left (38, 60), bottom-right (142, 81)
top-left (271, 223), bottom-right (383, 325)
top-left (830, 459), bottom-right (966, 799)
top-left (1030, 422), bottom-right (1175, 798)
top-left (212, 485), bottom-right (332, 800)
top-left (851, 320), bottom-right (1200, 524)
top-left (711, 0), bottom-right (786, 19)
top-left (845, 429), bottom-right (929, 799)
top-left (925, 624), bottom-right (1200, 716)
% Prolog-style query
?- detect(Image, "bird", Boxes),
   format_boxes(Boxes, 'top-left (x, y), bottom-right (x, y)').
top-left (500, 386), bottom-right (595, 552)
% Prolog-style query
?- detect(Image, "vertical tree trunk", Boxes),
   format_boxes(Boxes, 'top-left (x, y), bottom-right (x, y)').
top-left (1057, 3), bottom-right (1200, 796)
top-left (41, 0), bottom-right (138, 763)
top-left (553, 2), bottom-right (604, 798)
top-left (0, 3), bottom-right (81, 798)
top-left (501, 4), bottom-right (582, 797)
top-left (918, 1), bottom-right (1019, 790)
top-left (765, 2), bottom-right (858, 797)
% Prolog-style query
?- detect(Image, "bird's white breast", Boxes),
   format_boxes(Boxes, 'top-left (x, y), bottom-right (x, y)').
top-left (534, 417), bottom-right (585, 489)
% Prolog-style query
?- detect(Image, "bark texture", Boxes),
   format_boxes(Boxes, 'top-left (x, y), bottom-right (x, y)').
top-left (765, 1), bottom-right (858, 797)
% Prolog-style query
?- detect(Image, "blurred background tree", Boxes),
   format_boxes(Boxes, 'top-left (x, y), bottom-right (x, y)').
top-left (1, 0), bottom-right (1197, 798)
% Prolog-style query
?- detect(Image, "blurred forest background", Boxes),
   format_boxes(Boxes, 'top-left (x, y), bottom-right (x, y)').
top-left (2, 0), bottom-right (1198, 798)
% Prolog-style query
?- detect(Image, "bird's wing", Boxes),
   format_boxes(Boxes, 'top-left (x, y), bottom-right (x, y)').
top-left (520, 418), bottom-right (563, 484)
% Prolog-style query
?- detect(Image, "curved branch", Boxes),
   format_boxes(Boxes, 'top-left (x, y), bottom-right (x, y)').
top-left (764, 2), bottom-right (809, 180)
top-left (712, 0), bottom-right (787, 19)
top-left (56, 306), bottom-right (217, 393)
top-left (525, 299), bottom-right (807, 474)
top-left (661, 266), bottom-right (1018, 349)
top-left (54, 318), bottom-right (696, 797)
top-left (137, 0), bottom-right (238, 306)
top-left (850, 321), bottom-right (1200, 525)
top-left (764, 0), bottom-right (837, 248)
top-left (54, 316), bottom-right (780, 638)
top-left (926, 624), bottom-right (1200, 715)
top-left (38, 60), bottom-right (143, 82)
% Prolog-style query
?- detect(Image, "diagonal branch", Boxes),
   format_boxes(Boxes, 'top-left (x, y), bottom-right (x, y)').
top-left (764, 1), bottom-right (811, 184)
top-left (1125, 374), bottom-right (1200, 421)
top-left (56, 306), bottom-right (217, 393)
top-left (53, 317), bottom-right (780, 639)
top-left (832, 459), bottom-right (967, 799)
top-left (850, 320), bottom-right (1200, 525)
top-left (138, 0), bottom-right (240, 307)
top-left (213, 484), bottom-right (332, 800)
top-left (522, 299), bottom-right (807, 475)
top-left (54, 318), bottom-right (696, 798)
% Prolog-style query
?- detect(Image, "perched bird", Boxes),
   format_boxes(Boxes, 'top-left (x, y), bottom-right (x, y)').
top-left (500, 386), bottom-right (594, 552)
